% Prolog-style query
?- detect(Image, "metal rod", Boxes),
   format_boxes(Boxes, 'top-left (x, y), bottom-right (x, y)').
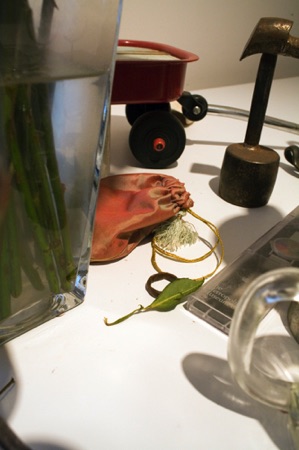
top-left (207, 104), bottom-right (299, 135)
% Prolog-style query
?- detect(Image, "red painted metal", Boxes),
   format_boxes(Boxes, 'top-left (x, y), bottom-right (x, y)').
top-left (111, 40), bottom-right (199, 104)
top-left (152, 138), bottom-right (166, 152)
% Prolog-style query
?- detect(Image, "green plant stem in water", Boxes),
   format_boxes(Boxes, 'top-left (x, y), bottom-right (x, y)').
top-left (6, 101), bottom-right (61, 294)
top-left (7, 197), bottom-right (22, 298)
top-left (32, 83), bottom-right (76, 285)
top-left (19, 231), bottom-right (44, 292)
top-left (0, 0), bottom-right (77, 323)
top-left (15, 84), bottom-right (74, 291)
top-left (0, 224), bottom-right (11, 320)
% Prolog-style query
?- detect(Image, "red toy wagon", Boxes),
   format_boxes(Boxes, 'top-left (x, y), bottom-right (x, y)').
top-left (111, 40), bottom-right (205, 168)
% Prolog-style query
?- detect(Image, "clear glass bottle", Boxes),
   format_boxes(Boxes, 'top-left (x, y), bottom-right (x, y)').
top-left (0, 0), bottom-right (122, 344)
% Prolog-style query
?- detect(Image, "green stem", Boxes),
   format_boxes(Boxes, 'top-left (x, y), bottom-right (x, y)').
top-left (19, 208), bottom-right (44, 291)
top-left (104, 305), bottom-right (145, 326)
top-left (15, 83), bottom-right (76, 291)
top-left (6, 89), bottom-right (61, 293)
top-left (7, 196), bottom-right (22, 298)
top-left (20, 247), bottom-right (44, 292)
top-left (33, 83), bottom-right (76, 286)
top-left (0, 222), bottom-right (11, 320)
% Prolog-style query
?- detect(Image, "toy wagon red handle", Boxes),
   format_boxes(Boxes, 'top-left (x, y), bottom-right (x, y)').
top-left (111, 40), bottom-right (199, 169)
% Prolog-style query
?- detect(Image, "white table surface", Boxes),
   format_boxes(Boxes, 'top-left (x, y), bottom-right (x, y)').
top-left (1, 77), bottom-right (299, 450)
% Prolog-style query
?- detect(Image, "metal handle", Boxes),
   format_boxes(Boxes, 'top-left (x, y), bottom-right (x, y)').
top-left (208, 104), bottom-right (299, 134)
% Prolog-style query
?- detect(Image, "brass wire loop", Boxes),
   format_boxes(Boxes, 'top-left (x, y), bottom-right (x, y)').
top-left (151, 209), bottom-right (224, 281)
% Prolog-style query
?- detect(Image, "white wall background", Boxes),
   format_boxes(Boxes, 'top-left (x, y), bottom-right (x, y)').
top-left (119, 0), bottom-right (299, 90)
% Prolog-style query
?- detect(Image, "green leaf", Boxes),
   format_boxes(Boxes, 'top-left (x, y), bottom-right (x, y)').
top-left (144, 278), bottom-right (204, 312)
top-left (103, 278), bottom-right (204, 326)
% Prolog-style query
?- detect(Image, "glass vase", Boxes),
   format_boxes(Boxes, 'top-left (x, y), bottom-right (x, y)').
top-left (0, 0), bottom-right (122, 344)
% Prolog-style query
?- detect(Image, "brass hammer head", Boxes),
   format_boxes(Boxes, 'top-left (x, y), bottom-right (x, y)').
top-left (241, 17), bottom-right (299, 59)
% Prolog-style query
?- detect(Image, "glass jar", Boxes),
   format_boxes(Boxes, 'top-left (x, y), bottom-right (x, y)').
top-left (0, 0), bottom-right (122, 344)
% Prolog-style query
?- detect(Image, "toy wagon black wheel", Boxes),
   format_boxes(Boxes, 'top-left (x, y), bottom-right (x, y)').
top-left (129, 110), bottom-right (186, 169)
top-left (125, 102), bottom-right (171, 126)
top-left (179, 93), bottom-right (208, 121)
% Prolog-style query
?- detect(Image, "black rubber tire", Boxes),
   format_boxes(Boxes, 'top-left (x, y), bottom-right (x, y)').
top-left (181, 94), bottom-right (208, 121)
top-left (129, 111), bottom-right (186, 169)
top-left (284, 145), bottom-right (299, 170)
top-left (125, 103), bottom-right (171, 126)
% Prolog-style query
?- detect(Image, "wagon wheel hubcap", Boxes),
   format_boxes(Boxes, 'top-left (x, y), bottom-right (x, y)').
top-left (153, 138), bottom-right (166, 152)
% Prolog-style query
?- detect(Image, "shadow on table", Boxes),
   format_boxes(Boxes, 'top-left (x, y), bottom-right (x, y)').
top-left (280, 161), bottom-right (299, 178)
top-left (190, 164), bottom-right (285, 265)
top-left (28, 442), bottom-right (78, 450)
top-left (182, 340), bottom-right (295, 450)
top-left (0, 346), bottom-right (77, 450)
top-left (0, 346), bottom-right (17, 421)
top-left (213, 204), bottom-right (283, 265)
